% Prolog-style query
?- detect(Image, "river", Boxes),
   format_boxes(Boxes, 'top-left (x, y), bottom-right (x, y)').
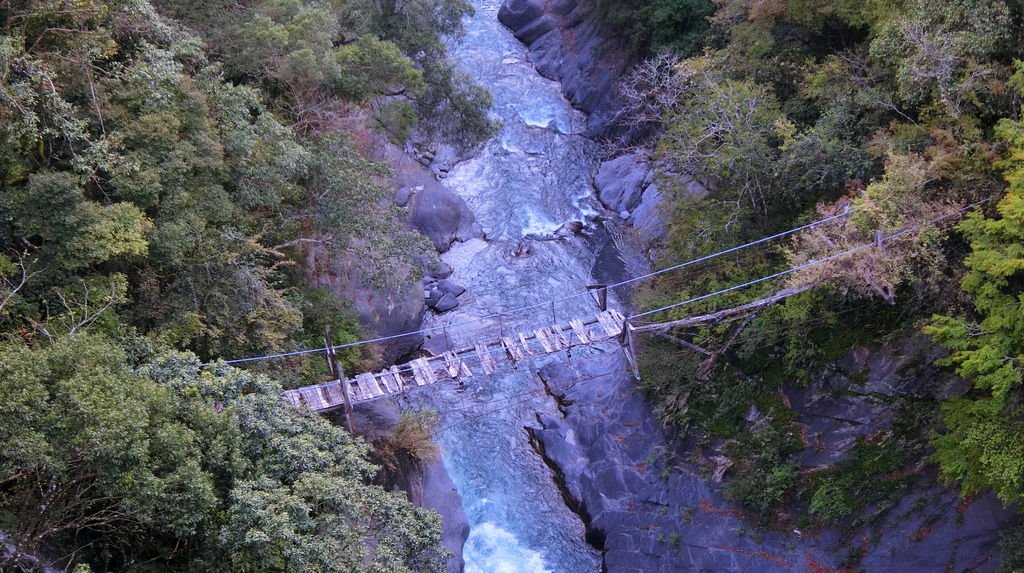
top-left (416, 1), bottom-right (633, 571)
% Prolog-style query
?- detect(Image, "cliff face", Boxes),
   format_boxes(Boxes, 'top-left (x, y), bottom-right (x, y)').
top-left (497, 0), bottom-right (634, 137)
top-left (349, 401), bottom-right (470, 573)
top-left (530, 344), bottom-right (1017, 572)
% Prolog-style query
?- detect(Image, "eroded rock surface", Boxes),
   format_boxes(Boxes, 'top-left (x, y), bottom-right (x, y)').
top-left (498, 0), bottom-right (634, 136)
top-left (381, 138), bottom-right (482, 253)
top-left (594, 151), bottom-right (651, 215)
top-left (528, 345), bottom-right (1017, 571)
top-left (309, 244), bottom-right (425, 363)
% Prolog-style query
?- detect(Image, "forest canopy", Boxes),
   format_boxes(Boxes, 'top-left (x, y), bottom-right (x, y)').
top-left (0, 0), bottom-right (487, 567)
top-left (614, 0), bottom-right (1024, 525)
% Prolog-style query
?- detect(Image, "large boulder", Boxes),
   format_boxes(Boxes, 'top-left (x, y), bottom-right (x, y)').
top-left (410, 182), bottom-right (482, 253)
top-left (627, 183), bottom-right (666, 247)
top-left (497, 0), bottom-right (544, 30)
top-left (437, 279), bottom-right (466, 297)
top-left (594, 152), bottom-right (651, 214)
top-left (308, 243), bottom-right (424, 363)
top-left (378, 132), bottom-right (482, 254)
top-left (432, 293), bottom-right (460, 313)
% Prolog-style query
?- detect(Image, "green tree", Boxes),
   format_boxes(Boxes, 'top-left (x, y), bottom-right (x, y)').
top-left (595, 0), bottom-right (714, 55)
top-left (926, 98), bottom-right (1024, 505)
top-left (809, 478), bottom-right (855, 522)
top-left (0, 335), bottom-right (447, 571)
top-left (868, 0), bottom-right (1014, 118)
top-left (0, 335), bottom-right (224, 568)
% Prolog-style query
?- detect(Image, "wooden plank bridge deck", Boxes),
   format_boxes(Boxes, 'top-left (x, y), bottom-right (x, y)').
top-left (284, 309), bottom-right (627, 412)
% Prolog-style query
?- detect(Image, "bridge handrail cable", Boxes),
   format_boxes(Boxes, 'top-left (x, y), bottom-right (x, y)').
top-left (628, 198), bottom-right (990, 321)
top-left (215, 211), bottom-right (852, 365)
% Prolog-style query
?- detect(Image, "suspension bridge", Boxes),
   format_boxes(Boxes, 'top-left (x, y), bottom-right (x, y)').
top-left (284, 308), bottom-right (632, 412)
top-left (242, 201), bottom-right (986, 420)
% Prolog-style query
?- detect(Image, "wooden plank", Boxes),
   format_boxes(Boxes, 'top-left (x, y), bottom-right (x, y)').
top-left (443, 351), bottom-right (461, 379)
top-left (368, 374), bottom-right (385, 397)
top-left (623, 321), bottom-right (641, 380)
top-left (536, 327), bottom-right (552, 354)
top-left (569, 319), bottom-right (590, 344)
top-left (316, 384), bottom-right (334, 408)
top-left (355, 373), bottom-right (380, 398)
top-left (323, 381), bottom-right (345, 406)
top-left (596, 310), bottom-right (621, 338)
top-left (518, 332), bottom-right (535, 355)
top-left (377, 370), bottom-right (394, 394)
top-left (550, 323), bottom-right (570, 348)
top-left (502, 336), bottom-right (524, 363)
top-left (300, 386), bottom-right (325, 410)
top-left (379, 367), bottom-right (394, 393)
top-left (284, 390), bottom-right (302, 407)
top-left (389, 365), bottom-right (406, 393)
top-left (475, 342), bottom-right (495, 374)
top-left (445, 351), bottom-right (473, 378)
top-left (411, 357), bottom-right (437, 386)
top-left (351, 374), bottom-right (367, 399)
top-left (423, 358), bottom-right (439, 384)
top-left (410, 359), bottom-right (427, 386)
top-left (344, 379), bottom-right (362, 402)
top-left (598, 311), bottom-right (622, 337)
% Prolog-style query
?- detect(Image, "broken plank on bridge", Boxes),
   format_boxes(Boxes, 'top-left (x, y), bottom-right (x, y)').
top-left (596, 309), bottom-right (626, 337)
top-left (534, 327), bottom-right (556, 353)
top-left (322, 381), bottom-right (346, 406)
top-left (550, 323), bottom-right (571, 349)
top-left (375, 368), bottom-right (397, 394)
top-left (388, 365), bottom-right (405, 393)
top-left (443, 351), bottom-right (473, 379)
top-left (355, 372), bottom-right (383, 400)
top-left (502, 336), bottom-right (525, 363)
top-left (475, 342), bottom-right (496, 374)
top-left (518, 332), bottom-right (535, 355)
top-left (298, 385), bottom-right (330, 410)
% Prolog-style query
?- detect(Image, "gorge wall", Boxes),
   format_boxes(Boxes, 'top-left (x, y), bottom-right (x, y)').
top-left (497, 0), bottom-right (633, 137)
top-left (497, 1), bottom-right (1020, 571)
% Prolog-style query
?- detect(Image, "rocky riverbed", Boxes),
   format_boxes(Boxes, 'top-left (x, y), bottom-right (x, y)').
top-left (352, 0), bottom-right (1019, 570)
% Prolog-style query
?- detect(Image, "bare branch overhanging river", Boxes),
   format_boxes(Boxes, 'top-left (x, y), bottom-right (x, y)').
top-left (417, 1), bottom-right (637, 571)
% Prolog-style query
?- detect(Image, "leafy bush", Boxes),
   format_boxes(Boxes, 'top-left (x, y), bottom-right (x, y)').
top-left (1000, 526), bottom-right (1024, 573)
top-left (722, 425), bottom-right (801, 520)
top-left (0, 336), bottom-right (447, 571)
top-left (375, 410), bottom-right (441, 474)
top-left (809, 478), bottom-right (855, 523)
